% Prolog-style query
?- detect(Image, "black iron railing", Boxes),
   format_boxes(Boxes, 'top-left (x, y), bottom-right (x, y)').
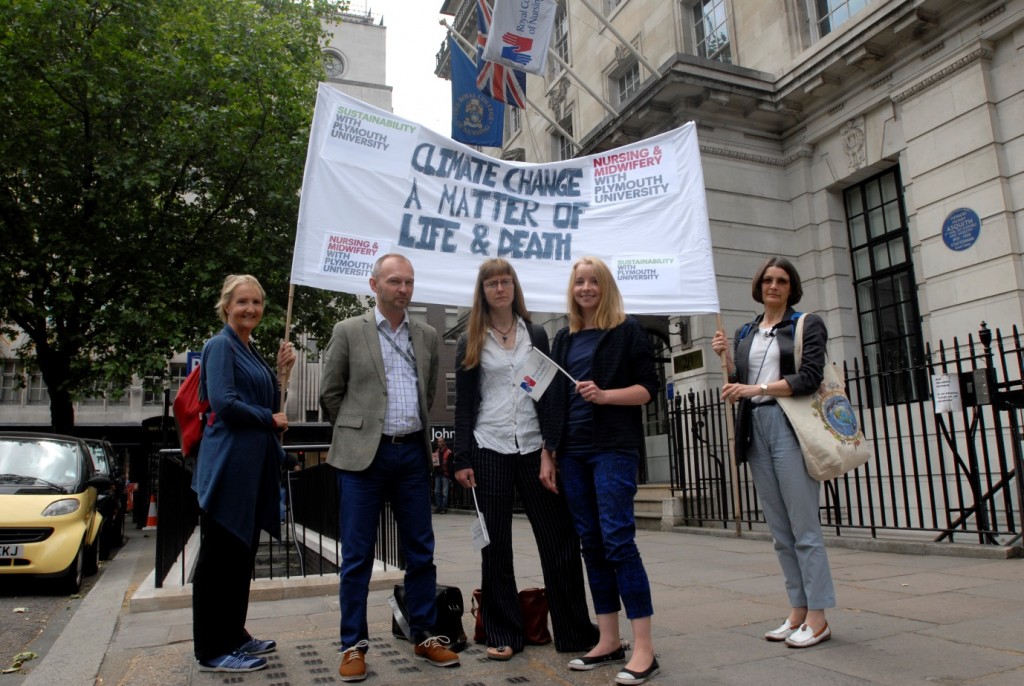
top-left (670, 323), bottom-right (1024, 546)
top-left (154, 444), bottom-right (407, 586)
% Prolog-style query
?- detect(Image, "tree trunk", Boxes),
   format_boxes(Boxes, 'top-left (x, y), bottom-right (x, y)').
top-left (48, 388), bottom-right (76, 435)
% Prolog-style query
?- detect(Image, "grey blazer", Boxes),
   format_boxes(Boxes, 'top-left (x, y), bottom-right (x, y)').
top-left (319, 310), bottom-right (439, 472)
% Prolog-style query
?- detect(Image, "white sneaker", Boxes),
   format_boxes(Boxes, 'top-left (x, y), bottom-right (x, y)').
top-left (764, 619), bottom-right (800, 642)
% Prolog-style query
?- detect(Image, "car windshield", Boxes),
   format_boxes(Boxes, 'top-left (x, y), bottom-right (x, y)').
top-left (0, 438), bottom-right (81, 489)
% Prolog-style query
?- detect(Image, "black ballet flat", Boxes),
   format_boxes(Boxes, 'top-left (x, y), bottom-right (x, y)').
top-left (567, 646), bottom-right (627, 671)
top-left (614, 656), bottom-right (660, 685)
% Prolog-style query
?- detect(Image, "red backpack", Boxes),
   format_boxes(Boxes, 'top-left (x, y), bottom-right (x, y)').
top-left (173, 364), bottom-right (213, 457)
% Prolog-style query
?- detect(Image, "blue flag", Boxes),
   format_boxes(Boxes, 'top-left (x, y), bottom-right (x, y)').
top-left (450, 35), bottom-right (504, 147)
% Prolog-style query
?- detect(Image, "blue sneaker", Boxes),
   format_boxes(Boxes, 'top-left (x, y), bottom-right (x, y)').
top-left (239, 637), bottom-right (277, 655)
top-left (197, 649), bottom-right (268, 672)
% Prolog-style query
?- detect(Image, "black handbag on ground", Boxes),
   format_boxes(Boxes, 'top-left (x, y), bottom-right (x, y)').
top-left (390, 583), bottom-right (468, 652)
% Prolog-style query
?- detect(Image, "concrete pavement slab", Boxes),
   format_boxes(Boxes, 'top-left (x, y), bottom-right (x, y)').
top-left (15, 511), bottom-right (1020, 686)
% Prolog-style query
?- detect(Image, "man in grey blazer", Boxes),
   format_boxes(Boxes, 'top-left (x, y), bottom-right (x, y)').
top-left (320, 253), bottom-right (458, 682)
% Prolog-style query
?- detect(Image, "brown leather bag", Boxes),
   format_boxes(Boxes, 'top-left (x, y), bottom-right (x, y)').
top-left (471, 587), bottom-right (552, 646)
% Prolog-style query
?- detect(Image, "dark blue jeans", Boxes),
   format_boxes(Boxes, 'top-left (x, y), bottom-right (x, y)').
top-left (558, 448), bottom-right (653, 620)
top-left (336, 442), bottom-right (437, 650)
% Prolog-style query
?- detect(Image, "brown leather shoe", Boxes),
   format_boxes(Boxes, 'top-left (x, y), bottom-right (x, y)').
top-left (339, 640), bottom-right (369, 682)
top-left (414, 636), bottom-right (460, 667)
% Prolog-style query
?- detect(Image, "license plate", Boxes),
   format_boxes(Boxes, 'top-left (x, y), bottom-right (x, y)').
top-left (0, 544), bottom-right (24, 558)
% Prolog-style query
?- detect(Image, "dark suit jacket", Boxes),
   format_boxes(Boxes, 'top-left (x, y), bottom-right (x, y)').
top-left (320, 310), bottom-right (439, 471)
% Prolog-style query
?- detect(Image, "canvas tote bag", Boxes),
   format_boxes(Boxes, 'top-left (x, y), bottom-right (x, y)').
top-left (776, 314), bottom-right (872, 481)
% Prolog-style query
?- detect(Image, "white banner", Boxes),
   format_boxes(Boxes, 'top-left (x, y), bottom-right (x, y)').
top-left (482, 0), bottom-right (557, 75)
top-left (291, 85), bottom-right (719, 315)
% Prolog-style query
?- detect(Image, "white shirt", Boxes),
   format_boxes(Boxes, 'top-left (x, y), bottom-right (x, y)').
top-left (473, 318), bottom-right (543, 455)
top-left (745, 327), bottom-right (781, 403)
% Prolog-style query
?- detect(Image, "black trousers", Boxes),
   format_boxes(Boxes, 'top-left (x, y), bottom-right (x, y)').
top-left (192, 514), bottom-right (259, 660)
top-left (475, 447), bottom-right (599, 652)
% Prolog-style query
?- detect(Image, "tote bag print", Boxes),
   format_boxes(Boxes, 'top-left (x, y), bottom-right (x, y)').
top-left (811, 365), bottom-right (865, 450)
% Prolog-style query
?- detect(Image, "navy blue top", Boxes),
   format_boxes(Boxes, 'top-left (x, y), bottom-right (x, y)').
top-left (565, 329), bottom-right (600, 451)
top-left (192, 325), bottom-right (283, 545)
top-left (543, 316), bottom-right (660, 454)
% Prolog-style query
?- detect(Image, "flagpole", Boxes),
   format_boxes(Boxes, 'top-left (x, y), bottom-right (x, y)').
top-left (441, 19), bottom-right (581, 151)
top-left (279, 283), bottom-right (296, 414)
top-left (716, 313), bottom-right (742, 537)
top-left (546, 50), bottom-right (618, 118)
top-left (577, 0), bottom-right (662, 79)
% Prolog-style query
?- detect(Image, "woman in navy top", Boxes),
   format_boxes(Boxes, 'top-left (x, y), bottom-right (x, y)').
top-left (543, 257), bottom-right (661, 685)
top-left (191, 274), bottom-right (295, 673)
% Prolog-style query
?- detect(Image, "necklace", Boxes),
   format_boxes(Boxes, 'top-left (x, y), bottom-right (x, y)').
top-left (491, 318), bottom-right (515, 342)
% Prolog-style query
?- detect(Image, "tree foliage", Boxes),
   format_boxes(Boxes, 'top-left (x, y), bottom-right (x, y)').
top-left (0, 0), bottom-right (363, 432)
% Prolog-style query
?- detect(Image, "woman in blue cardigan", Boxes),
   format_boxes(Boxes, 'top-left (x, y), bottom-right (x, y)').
top-left (543, 256), bottom-right (661, 686)
top-left (191, 274), bottom-right (295, 673)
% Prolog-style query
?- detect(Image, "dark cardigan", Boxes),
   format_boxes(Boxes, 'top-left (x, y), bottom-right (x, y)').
top-left (452, 321), bottom-right (550, 472)
top-left (731, 307), bottom-right (827, 462)
top-left (541, 315), bottom-right (660, 454)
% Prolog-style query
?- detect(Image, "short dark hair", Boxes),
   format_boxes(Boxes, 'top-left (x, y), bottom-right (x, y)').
top-left (751, 256), bottom-right (802, 305)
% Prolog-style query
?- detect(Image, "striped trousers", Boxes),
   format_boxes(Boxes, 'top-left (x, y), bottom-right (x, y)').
top-left (473, 447), bottom-right (599, 652)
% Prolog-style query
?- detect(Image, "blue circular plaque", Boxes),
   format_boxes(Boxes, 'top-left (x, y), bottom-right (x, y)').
top-left (942, 208), bottom-right (980, 251)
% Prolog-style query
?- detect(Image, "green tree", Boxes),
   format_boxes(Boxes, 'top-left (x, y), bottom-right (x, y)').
top-left (0, 0), bottom-right (363, 433)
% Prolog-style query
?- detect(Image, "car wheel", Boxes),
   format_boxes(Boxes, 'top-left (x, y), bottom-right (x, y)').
top-left (83, 532), bottom-right (100, 577)
top-left (58, 541), bottom-right (85, 594)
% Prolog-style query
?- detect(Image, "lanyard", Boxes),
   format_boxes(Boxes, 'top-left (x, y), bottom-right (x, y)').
top-left (380, 325), bottom-right (417, 370)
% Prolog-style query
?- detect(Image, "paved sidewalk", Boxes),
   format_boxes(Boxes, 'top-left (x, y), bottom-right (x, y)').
top-left (28, 513), bottom-right (1024, 685)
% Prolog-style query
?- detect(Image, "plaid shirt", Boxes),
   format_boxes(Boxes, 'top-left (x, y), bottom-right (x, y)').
top-left (374, 308), bottom-right (422, 436)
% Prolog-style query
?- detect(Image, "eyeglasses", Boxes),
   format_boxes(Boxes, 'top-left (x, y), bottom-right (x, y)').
top-left (483, 278), bottom-right (514, 290)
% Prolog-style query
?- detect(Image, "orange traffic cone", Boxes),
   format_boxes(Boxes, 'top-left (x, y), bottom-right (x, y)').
top-left (143, 494), bottom-right (158, 530)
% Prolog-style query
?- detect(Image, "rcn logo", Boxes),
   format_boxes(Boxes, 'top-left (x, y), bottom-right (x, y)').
top-left (520, 375), bottom-right (537, 393)
top-left (500, 32), bottom-right (533, 65)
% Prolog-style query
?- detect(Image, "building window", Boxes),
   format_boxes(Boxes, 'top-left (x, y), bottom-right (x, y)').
top-left (605, 0), bottom-right (624, 13)
top-left (692, 0), bottom-right (731, 63)
top-left (845, 167), bottom-right (925, 405)
top-left (814, 0), bottom-right (868, 38)
top-left (1, 359), bottom-right (22, 404)
top-left (142, 375), bottom-right (164, 406)
top-left (509, 106), bottom-right (521, 136)
top-left (26, 367), bottom-right (48, 405)
top-left (554, 114), bottom-right (574, 161)
top-left (446, 373), bottom-right (456, 410)
top-left (168, 363), bottom-right (188, 399)
top-left (550, 2), bottom-right (569, 76)
top-left (444, 308), bottom-right (461, 344)
top-left (615, 61), bottom-right (641, 104)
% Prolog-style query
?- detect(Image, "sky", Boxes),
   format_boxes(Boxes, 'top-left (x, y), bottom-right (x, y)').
top-left (363, 1), bottom-right (453, 136)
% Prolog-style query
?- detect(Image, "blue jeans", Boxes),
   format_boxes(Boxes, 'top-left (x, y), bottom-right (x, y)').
top-left (336, 441), bottom-right (437, 649)
top-left (747, 403), bottom-right (835, 610)
top-left (433, 474), bottom-right (450, 509)
top-left (558, 448), bottom-right (653, 619)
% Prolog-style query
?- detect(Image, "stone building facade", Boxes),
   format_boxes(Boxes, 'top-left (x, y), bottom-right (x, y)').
top-left (439, 0), bottom-right (1023, 400)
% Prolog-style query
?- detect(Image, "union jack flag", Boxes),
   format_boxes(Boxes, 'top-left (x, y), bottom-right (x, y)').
top-left (476, 0), bottom-right (527, 108)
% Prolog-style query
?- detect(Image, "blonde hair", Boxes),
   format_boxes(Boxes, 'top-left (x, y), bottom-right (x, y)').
top-left (215, 274), bottom-right (266, 323)
top-left (461, 258), bottom-right (531, 370)
top-left (567, 256), bottom-right (626, 333)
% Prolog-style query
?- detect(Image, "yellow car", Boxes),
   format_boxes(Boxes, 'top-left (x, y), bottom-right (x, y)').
top-left (0, 432), bottom-right (110, 593)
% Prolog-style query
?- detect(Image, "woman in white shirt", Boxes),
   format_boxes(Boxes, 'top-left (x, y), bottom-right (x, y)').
top-left (453, 258), bottom-right (598, 661)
